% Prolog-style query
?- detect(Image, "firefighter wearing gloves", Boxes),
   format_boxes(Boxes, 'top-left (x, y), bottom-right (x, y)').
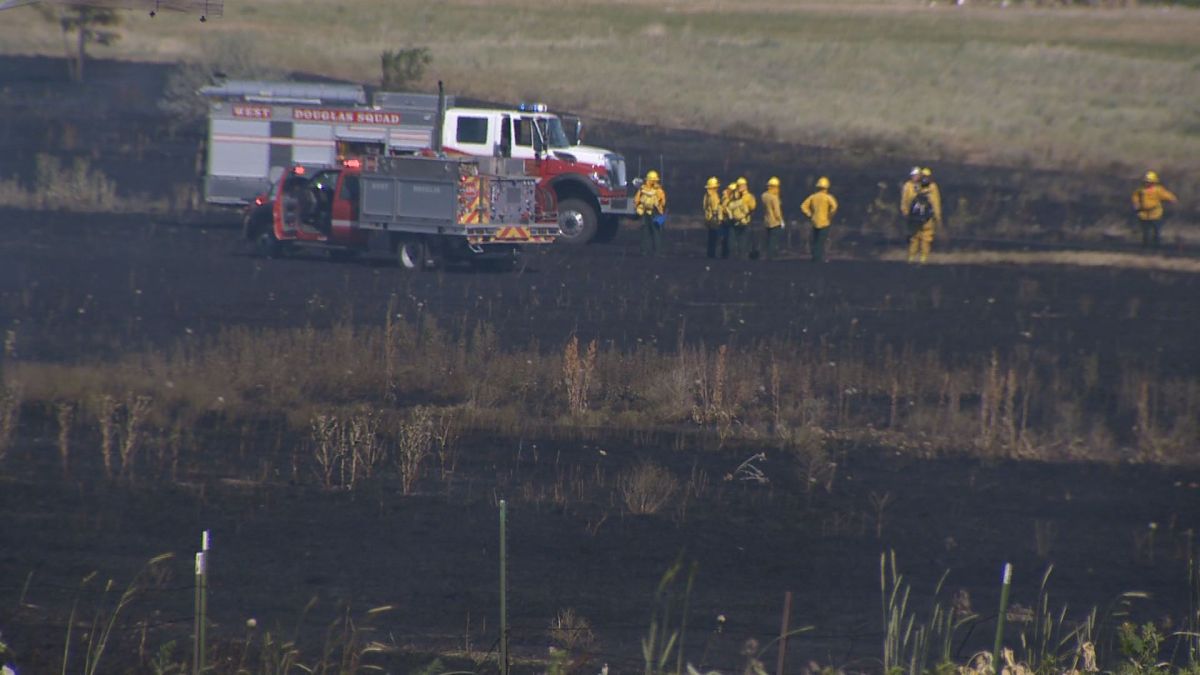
top-left (800, 177), bottom-right (838, 263)
top-left (1132, 171), bottom-right (1178, 250)
top-left (728, 176), bottom-right (757, 259)
top-left (635, 170), bottom-right (668, 257)
top-left (760, 177), bottom-right (784, 260)
top-left (904, 168), bottom-right (942, 264)
top-left (703, 177), bottom-right (729, 259)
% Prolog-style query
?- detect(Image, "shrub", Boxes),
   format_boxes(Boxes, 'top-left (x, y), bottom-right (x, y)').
top-left (395, 406), bottom-right (434, 495)
top-left (380, 47), bottom-right (431, 91)
top-left (619, 461), bottom-right (679, 515)
top-left (563, 336), bottom-right (598, 416)
top-left (0, 385), bottom-right (20, 462)
top-left (548, 607), bottom-right (597, 654)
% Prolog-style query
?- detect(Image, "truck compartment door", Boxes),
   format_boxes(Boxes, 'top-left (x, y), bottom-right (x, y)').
top-left (292, 123), bottom-right (336, 167)
top-left (209, 118), bottom-right (269, 178)
top-left (361, 176), bottom-right (458, 227)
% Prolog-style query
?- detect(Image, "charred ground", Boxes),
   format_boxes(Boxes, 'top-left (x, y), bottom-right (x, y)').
top-left (0, 55), bottom-right (1199, 674)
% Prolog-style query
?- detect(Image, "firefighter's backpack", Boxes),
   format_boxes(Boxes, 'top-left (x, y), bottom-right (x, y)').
top-left (908, 191), bottom-right (934, 225)
top-left (637, 187), bottom-right (661, 215)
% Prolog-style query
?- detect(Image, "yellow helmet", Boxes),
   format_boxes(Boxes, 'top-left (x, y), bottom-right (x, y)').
top-left (726, 182), bottom-right (737, 191)
top-left (767, 176), bottom-right (781, 188)
top-left (646, 170), bottom-right (660, 183)
top-left (736, 177), bottom-right (748, 188)
top-left (1145, 171), bottom-right (1159, 184)
top-left (920, 168), bottom-right (933, 177)
top-left (706, 177), bottom-right (720, 189)
top-left (816, 176), bottom-right (830, 189)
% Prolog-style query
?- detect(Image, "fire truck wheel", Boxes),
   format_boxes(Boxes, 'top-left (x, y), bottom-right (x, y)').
top-left (397, 238), bottom-right (433, 271)
top-left (556, 198), bottom-right (598, 245)
top-left (254, 230), bottom-right (283, 259)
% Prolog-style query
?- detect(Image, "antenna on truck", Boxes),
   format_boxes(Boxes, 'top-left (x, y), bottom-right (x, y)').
top-left (434, 80), bottom-right (446, 158)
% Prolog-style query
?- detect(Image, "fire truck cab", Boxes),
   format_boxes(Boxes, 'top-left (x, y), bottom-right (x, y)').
top-left (441, 104), bottom-right (630, 244)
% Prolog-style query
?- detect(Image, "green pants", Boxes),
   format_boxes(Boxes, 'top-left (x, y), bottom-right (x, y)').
top-left (730, 226), bottom-right (751, 259)
top-left (640, 213), bottom-right (661, 256)
top-left (763, 227), bottom-right (783, 260)
top-left (810, 226), bottom-right (829, 262)
top-left (1139, 218), bottom-right (1164, 249)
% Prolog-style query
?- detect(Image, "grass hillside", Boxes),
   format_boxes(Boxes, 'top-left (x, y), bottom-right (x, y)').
top-left (1, 0), bottom-right (1198, 180)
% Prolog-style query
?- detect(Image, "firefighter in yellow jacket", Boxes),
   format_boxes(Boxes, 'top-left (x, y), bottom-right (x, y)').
top-left (903, 168), bottom-right (942, 264)
top-left (1132, 171), bottom-right (1178, 250)
top-left (801, 177), bottom-right (838, 262)
top-left (635, 170), bottom-right (667, 256)
top-left (760, 177), bottom-right (784, 260)
top-left (720, 182), bottom-right (738, 259)
top-left (702, 177), bottom-right (728, 259)
top-left (728, 176), bottom-right (757, 259)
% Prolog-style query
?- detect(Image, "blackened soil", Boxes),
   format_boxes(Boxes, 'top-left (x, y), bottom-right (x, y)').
top-left (1, 212), bottom-right (1199, 672)
top-left (1, 54), bottom-right (1199, 674)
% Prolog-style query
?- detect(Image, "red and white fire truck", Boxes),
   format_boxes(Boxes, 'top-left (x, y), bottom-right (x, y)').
top-left (202, 80), bottom-right (631, 244)
top-left (254, 154), bottom-right (558, 270)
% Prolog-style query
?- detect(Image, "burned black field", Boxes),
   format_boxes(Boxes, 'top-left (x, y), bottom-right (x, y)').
top-left (2, 212), bottom-right (1200, 673)
top-left (1, 55), bottom-right (1200, 674)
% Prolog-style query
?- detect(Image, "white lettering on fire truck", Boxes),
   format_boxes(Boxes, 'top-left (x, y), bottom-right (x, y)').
top-left (291, 108), bottom-right (403, 125)
top-left (232, 104), bottom-right (272, 119)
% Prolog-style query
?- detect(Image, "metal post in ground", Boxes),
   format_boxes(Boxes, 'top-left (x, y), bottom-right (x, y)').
top-left (201, 531), bottom-right (209, 672)
top-left (193, 550), bottom-right (204, 675)
top-left (776, 591), bottom-right (793, 675)
top-left (499, 500), bottom-right (509, 675)
top-left (992, 563), bottom-right (1013, 675)
top-left (193, 531), bottom-right (210, 675)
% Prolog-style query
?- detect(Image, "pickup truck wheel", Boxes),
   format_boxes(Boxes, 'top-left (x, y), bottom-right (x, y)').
top-left (556, 197), bottom-right (598, 245)
top-left (397, 238), bottom-right (433, 271)
top-left (254, 230), bottom-right (282, 258)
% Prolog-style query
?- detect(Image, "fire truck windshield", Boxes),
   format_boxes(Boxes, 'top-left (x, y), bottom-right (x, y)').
top-left (538, 118), bottom-right (571, 149)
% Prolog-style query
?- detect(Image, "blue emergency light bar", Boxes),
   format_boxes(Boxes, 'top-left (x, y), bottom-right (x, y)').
top-left (518, 103), bottom-right (549, 113)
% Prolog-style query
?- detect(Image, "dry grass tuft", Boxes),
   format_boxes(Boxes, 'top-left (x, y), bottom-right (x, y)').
top-left (56, 400), bottom-right (74, 477)
top-left (563, 336), bottom-right (598, 416)
top-left (0, 384), bottom-right (21, 462)
top-left (395, 406), bottom-right (434, 495)
top-left (548, 607), bottom-right (597, 654)
top-left (619, 461), bottom-right (680, 515)
top-left (93, 394), bottom-right (118, 480)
